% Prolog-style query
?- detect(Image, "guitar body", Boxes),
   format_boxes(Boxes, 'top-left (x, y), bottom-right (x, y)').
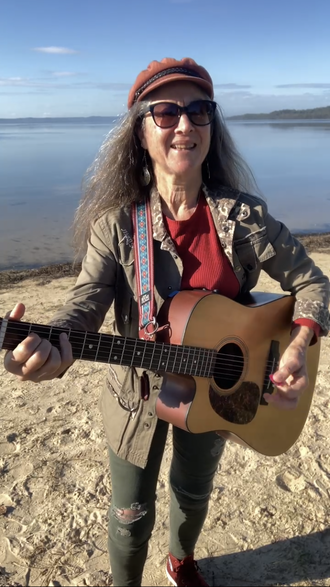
top-left (155, 290), bottom-right (320, 455)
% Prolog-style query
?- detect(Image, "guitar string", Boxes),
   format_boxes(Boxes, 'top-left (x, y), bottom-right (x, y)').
top-left (3, 341), bottom-right (277, 386)
top-left (3, 323), bottom-right (280, 369)
top-left (3, 323), bottom-right (281, 372)
top-left (3, 321), bottom-right (284, 363)
top-left (3, 341), bottom-right (279, 379)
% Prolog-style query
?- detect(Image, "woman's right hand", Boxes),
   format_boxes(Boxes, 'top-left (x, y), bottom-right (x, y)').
top-left (4, 303), bottom-right (74, 382)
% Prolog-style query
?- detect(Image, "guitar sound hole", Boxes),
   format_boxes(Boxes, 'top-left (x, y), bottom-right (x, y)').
top-left (214, 343), bottom-right (244, 390)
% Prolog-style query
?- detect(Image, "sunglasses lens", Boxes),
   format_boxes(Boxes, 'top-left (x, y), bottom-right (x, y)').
top-left (152, 103), bottom-right (180, 128)
top-left (150, 100), bottom-right (216, 128)
top-left (188, 101), bottom-right (215, 125)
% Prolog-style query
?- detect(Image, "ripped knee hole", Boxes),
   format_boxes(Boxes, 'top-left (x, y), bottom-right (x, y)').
top-left (111, 502), bottom-right (148, 525)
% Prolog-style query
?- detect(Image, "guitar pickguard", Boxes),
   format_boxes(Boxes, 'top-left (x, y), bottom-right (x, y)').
top-left (209, 382), bottom-right (260, 425)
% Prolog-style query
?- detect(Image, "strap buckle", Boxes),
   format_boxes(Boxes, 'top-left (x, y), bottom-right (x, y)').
top-left (143, 316), bottom-right (159, 338)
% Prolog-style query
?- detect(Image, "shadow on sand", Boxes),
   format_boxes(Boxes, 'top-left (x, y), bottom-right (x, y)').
top-left (199, 529), bottom-right (330, 586)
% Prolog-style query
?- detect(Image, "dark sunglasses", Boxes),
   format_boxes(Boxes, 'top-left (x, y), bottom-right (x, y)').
top-left (147, 99), bottom-right (217, 128)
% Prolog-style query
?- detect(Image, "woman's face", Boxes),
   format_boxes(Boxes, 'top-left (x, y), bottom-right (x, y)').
top-left (138, 82), bottom-right (211, 183)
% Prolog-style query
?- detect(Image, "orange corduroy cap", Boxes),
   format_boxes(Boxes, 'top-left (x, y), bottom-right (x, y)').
top-left (127, 57), bottom-right (214, 108)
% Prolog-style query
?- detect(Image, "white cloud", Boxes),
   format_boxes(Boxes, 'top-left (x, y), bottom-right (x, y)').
top-left (214, 83), bottom-right (251, 89)
top-left (73, 81), bottom-right (131, 90)
top-left (0, 77), bottom-right (131, 93)
top-left (52, 72), bottom-right (77, 77)
top-left (32, 47), bottom-right (79, 54)
top-left (275, 83), bottom-right (330, 89)
top-left (0, 77), bottom-right (31, 87)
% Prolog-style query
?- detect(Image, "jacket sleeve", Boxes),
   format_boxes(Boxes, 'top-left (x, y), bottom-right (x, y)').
top-left (49, 217), bottom-right (116, 332)
top-left (261, 206), bottom-right (330, 336)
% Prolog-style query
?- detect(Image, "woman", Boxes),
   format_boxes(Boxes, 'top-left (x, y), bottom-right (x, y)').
top-left (4, 57), bottom-right (329, 587)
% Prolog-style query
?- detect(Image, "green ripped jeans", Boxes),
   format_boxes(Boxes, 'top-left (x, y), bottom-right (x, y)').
top-left (108, 418), bottom-right (225, 586)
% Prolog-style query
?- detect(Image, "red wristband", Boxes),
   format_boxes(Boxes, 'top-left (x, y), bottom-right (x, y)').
top-left (291, 319), bottom-right (321, 345)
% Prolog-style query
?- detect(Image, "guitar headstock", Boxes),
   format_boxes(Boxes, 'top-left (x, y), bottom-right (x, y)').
top-left (0, 316), bottom-right (7, 351)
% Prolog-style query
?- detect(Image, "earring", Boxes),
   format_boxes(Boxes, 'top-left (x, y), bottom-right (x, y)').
top-left (141, 151), bottom-right (151, 186)
top-left (206, 160), bottom-right (211, 179)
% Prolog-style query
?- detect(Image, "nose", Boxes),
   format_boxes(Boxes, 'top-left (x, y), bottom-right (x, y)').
top-left (175, 112), bottom-right (194, 132)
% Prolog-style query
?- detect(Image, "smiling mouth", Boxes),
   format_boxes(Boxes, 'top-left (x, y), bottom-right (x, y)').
top-left (171, 144), bottom-right (196, 150)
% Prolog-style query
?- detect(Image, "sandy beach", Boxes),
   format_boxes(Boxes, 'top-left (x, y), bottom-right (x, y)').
top-left (0, 236), bottom-right (330, 587)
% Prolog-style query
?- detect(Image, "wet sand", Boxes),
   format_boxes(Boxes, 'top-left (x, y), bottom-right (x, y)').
top-left (1, 232), bottom-right (330, 288)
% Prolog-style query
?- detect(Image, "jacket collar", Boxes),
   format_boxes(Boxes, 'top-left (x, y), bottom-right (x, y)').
top-left (149, 183), bottom-right (249, 241)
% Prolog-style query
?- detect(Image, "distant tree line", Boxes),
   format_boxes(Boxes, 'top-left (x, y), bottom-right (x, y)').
top-left (227, 106), bottom-right (330, 120)
top-left (1, 108), bottom-right (330, 123)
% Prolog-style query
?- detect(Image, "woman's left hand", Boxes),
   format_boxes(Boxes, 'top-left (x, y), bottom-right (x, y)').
top-left (263, 325), bottom-right (314, 410)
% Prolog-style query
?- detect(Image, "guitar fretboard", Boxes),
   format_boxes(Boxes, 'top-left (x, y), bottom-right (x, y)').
top-left (1, 319), bottom-right (217, 378)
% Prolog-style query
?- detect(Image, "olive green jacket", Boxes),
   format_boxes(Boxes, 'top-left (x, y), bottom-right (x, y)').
top-left (50, 185), bottom-right (330, 468)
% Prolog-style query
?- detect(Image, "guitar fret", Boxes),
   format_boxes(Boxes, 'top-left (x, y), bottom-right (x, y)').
top-left (80, 332), bottom-right (88, 359)
top-left (113, 338), bottom-right (121, 362)
top-left (184, 346), bottom-right (190, 375)
top-left (178, 347), bottom-right (185, 373)
top-left (200, 348), bottom-right (204, 377)
top-left (204, 349), bottom-right (211, 377)
top-left (108, 336), bottom-right (115, 363)
top-left (192, 346), bottom-right (198, 376)
top-left (205, 349), bottom-right (211, 377)
top-left (157, 343), bottom-right (164, 372)
top-left (200, 347), bottom-right (207, 378)
top-left (111, 337), bottom-right (124, 364)
top-left (133, 339), bottom-right (144, 368)
top-left (166, 345), bottom-right (174, 373)
top-left (139, 340), bottom-right (147, 367)
top-left (82, 333), bottom-right (100, 360)
top-left (209, 350), bottom-right (216, 378)
top-left (206, 350), bottom-right (212, 378)
top-left (204, 349), bottom-right (212, 378)
top-left (194, 347), bottom-right (200, 376)
top-left (157, 343), bottom-right (165, 370)
top-left (164, 344), bottom-right (171, 372)
top-left (95, 333), bottom-right (102, 362)
top-left (172, 344), bottom-right (179, 373)
top-left (123, 339), bottom-right (138, 366)
top-left (48, 326), bottom-right (53, 342)
top-left (130, 339), bottom-right (138, 367)
top-left (149, 341), bottom-right (156, 370)
top-left (119, 338), bottom-right (127, 365)
top-left (175, 346), bottom-right (182, 373)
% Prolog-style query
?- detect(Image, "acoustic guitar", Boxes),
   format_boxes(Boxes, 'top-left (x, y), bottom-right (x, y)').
top-left (0, 290), bottom-right (320, 456)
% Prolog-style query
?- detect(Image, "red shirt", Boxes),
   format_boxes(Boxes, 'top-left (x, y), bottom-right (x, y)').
top-left (163, 194), bottom-right (320, 340)
top-left (163, 194), bottom-right (240, 297)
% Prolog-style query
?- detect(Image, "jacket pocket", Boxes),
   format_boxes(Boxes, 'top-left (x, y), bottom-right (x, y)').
top-left (100, 378), bottom-right (134, 456)
top-left (234, 227), bottom-right (276, 271)
top-left (107, 364), bottom-right (141, 412)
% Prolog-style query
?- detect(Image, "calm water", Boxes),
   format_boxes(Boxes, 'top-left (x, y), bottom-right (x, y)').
top-left (0, 120), bottom-right (330, 271)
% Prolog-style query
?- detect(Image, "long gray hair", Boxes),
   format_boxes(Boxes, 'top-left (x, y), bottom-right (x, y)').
top-left (73, 100), bottom-right (259, 257)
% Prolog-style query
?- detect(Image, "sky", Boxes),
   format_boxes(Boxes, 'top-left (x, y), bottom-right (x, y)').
top-left (1, 0), bottom-right (330, 118)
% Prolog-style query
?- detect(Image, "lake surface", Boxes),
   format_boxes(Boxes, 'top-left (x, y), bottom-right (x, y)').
top-left (0, 120), bottom-right (330, 271)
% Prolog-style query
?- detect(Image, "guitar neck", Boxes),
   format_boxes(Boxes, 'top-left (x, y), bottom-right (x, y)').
top-left (0, 318), bottom-right (216, 378)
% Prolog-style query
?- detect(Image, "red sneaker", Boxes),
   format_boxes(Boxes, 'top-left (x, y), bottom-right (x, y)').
top-left (166, 553), bottom-right (209, 587)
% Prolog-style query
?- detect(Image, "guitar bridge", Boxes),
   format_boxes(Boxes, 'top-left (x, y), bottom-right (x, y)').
top-left (260, 340), bottom-right (279, 405)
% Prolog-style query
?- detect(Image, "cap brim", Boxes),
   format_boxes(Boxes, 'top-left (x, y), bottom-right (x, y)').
top-left (136, 73), bottom-right (214, 102)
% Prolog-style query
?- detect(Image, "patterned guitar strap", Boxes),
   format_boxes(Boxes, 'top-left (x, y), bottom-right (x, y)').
top-left (132, 199), bottom-right (158, 342)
